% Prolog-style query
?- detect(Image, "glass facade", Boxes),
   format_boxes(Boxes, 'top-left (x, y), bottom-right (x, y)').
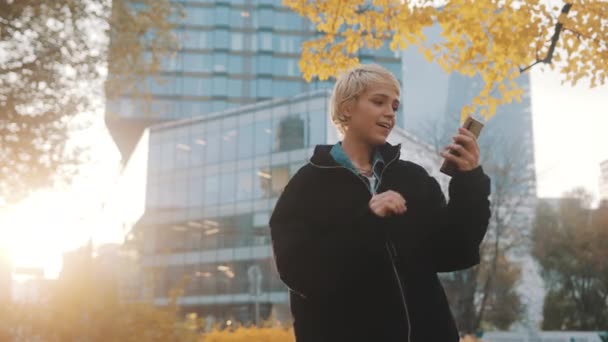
top-left (136, 91), bottom-right (330, 322)
top-left (107, 0), bottom-right (404, 324)
top-left (106, 0), bottom-right (402, 161)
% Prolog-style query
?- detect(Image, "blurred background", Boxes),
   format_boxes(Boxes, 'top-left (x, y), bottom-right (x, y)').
top-left (0, 0), bottom-right (606, 341)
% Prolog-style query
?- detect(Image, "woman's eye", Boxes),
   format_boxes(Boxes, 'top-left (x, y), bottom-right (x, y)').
top-left (373, 101), bottom-right (383, 106)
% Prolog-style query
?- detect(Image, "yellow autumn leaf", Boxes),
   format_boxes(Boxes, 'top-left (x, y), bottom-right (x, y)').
top-left (285, 0), bottom-right (607, 120)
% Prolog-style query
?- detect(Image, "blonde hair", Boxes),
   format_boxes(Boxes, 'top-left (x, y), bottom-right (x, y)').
top-left (329, 64), bottom-right (400, 135)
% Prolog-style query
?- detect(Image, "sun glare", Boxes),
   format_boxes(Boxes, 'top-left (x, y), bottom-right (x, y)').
top-left (0, 191), bottom-right (95, 279)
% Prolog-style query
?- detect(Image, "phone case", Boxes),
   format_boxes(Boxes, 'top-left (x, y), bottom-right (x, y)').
top-left (440, 116), bottom-right (484, 177)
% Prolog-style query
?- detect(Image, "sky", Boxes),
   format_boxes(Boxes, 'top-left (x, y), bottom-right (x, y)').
top-left (530, 68), bottom-right (608, 201)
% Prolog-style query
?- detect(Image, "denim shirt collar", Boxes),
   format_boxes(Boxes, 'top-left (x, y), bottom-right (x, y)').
top-left (329, 142), bottom-right (385, 179)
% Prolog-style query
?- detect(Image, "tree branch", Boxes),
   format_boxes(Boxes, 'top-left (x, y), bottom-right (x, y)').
top-left (519, 3), bottom-right (573, 74)
top-left (563, 27), bottom-right (607, 49)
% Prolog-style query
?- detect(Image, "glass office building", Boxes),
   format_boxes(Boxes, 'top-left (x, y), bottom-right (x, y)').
top-left (128, 88), bottom-right (445, 324)
top-left (106, 0), bottom-right (402, 162)
top-left (134, 91), bottom-right (331, 323)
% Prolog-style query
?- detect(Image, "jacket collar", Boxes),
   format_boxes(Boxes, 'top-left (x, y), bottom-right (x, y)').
top-left (310, 142), bottom-right (402, 168)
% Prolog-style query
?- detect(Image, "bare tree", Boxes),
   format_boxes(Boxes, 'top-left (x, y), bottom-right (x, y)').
top-left (438, 130), bottom-right (535, 333)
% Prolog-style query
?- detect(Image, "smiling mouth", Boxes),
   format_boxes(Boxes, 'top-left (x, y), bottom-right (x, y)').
top-left (377, 123), bottom-right (392, 129)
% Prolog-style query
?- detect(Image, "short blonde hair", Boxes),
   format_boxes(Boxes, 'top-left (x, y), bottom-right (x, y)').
top-left (329, 64), bottom-right (400, 135)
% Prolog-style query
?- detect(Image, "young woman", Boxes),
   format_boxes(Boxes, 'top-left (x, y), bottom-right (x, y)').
top-left (269, 64), bottom-right (491, 342)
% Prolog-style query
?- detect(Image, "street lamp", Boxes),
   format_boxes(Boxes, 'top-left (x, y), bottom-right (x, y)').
top-left (247, 264), bottom-right (262, 325)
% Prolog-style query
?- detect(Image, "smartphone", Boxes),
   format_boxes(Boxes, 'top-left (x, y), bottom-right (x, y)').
top-left (440, 116), bottom-right (484, 177)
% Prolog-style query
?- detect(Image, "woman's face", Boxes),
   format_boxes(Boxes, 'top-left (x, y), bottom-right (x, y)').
top-left (344, 84), bottom-right (400, 146)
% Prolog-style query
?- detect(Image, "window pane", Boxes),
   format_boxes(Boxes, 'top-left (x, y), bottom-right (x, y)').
top-left (215, 6), bottom-right (229, 25)
top-left (202, 78), bottom-right (212, 96)
top-left (213, 76), bottom-right (227, 96)
top-left (271, 166), bottom-right (290, 197)
top-left (309, 110), bottom-right (326, 145)
top-left (258, 32), bottom-right (273, 51)
top-left (212, 101), bottom-right (226, 112)
top-left (204, 175), bottom-right (219, 205)
top-left (231, 33), bottom-right (244, 51)
top-left (238, 122), bottom-right (254, 159)
top-left (221, 127), bottom-right (237, 162)
top-left (272, 58), bottom-right (286, 76)
top-left (227, 79), bottom-right (242, 98)
top-left (249, 33), bottom-right (257, 52)
top-left (161, 54), bottom-right (180, 72)
top-left (258, 9), bottom-right (273, 28)
top-left (254, 167), bottom-right (271, 199)
top-left (249, 80), bottom-right (257, 98)
top-left (287, 59), bottom-right (298, 77)
top-left (206, 131), bottom-right (220, 163)
top-left (274, 114), bottom-right (306, 152)
top-left (190, 135), bottom-right (205, 166)
top-left (184, 7), bottom-right (213, 26)
top-left (214, 29), bottom-right (230, 49)
top-left (257, 78), bottom-right (272, 98)
top-left (182, 77), bottom-right (200, 97)
top-left (176, 145), bottom-right (190, 169)
top-left (219, 172), bottom-right (236, 204)
top-left (161, 141), bottom-right (174, 171)
top-left (236, 170), bottom-right (253, 201)
top-left (183, 53), bottom-right (207, 72)
top-left (230, 9), bottom-right (247, 28)
top-left (213, 53), bottom-right (227, 73)
top-left (228, 55), bottom-right (243, 74)
top-left (181, 30), bottom-right (207, 49)
top-left (257, 55), bottom-right (272, 75)
top-left (254, 119), bottom-right (272, 155)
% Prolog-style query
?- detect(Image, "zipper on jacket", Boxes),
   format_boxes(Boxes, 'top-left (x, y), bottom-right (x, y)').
top-left (308, 161), bottom-right (374, 195)
top-left (386, 241), bottom-right (412, 342)
top-left (374, 151), bottom-right (400, 193)
top-left (310, 153), bottom-right (412, 341)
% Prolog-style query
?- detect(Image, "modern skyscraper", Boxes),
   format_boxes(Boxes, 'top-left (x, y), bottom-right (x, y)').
top-left (105, 0), bottom-right (402, 162)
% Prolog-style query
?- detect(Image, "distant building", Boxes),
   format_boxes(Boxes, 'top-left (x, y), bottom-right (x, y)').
top-left (96, 243), bottom-right (142, 301)
top-left (483, 330), bottom-right (605, 342)
top-left (106, 0), bottom-right (402, 163)
top-left (11, 270), bottom-right (53, 304)
top-left (0, 249), bottom-right (11, 304)
top-left (60, 242), bottom-right (94, 281)
top-left (600, 159), bottom-right (608, 204)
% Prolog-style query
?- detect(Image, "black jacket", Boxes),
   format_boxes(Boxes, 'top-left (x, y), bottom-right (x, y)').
top-left (269, 143), bottom-right (491, 342)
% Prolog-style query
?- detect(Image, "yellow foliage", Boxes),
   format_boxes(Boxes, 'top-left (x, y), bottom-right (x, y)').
top-left (199, 326), bottom-right (482, 341)
top-left (199, 327), bottom-right (485, 341)
top-left (284, 0), bottom-right (608, 122)
top-left (0, 245), bottom-right (198, 342)
top-left (201, 325), bottom-right (295, 342)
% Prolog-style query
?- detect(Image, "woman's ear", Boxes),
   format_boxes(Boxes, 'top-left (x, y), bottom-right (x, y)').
top-left (342, 101), bottom-right (354, 120)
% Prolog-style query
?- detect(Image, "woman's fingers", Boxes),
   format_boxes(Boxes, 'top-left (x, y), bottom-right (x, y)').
top-left (370, 192), bottom-right (407, 216)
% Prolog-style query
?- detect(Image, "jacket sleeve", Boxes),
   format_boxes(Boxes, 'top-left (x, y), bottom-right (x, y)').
top-left (427, 166), bottom-right (491, 272)
top-left (269, 169), bottom-right (383, 300)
